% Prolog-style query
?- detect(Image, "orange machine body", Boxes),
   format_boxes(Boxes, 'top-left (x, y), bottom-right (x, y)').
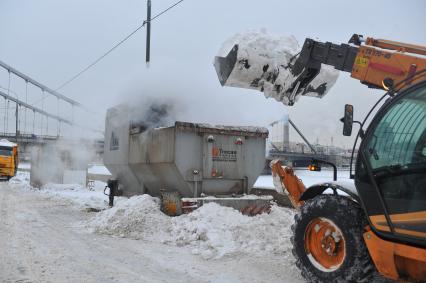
top-left (351, 37), bottom-right (426, 91)
top-left (364, 228), bottom-right (426, 281)
top-left (270, 160), bottom-right (426, 282)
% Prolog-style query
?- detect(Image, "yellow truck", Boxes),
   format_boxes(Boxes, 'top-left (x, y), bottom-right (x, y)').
top-left (0, 139), bottom-right (18, 180)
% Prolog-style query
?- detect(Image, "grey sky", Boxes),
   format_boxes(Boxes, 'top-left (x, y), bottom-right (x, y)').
top-left (0, 0), bottom-right (425, 146)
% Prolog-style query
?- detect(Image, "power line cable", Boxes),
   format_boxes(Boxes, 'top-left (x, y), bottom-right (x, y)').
top-left (148, 0), bottom-right (184, 22)
top-left (55, 0), bottom-right (184, 91)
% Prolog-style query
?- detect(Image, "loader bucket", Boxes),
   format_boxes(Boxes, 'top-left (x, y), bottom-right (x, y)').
top-left (214, 44), bottom-right (239, 86)
top-left (213, 40), bottom-right (339, 106)
top-left (214, 43), bottom-right (282, 92)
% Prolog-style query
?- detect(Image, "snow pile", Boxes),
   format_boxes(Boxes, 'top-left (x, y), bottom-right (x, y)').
top-left (88, 195), bottom-right (171, 240)
top-left (38, 183), bottom-right (108, 210)
top-left (87, 195), bottom-right (295, 260)
top-left (9, 171), bottom-right (32, 190)
top-left (0, 138), bottom-right (17, 147)
top-left (215, 29), bottom-right (339, 105)
top-left (218, 29), bottom-right (300, 62)
top-left (169, 203), bottom-right (295, 259)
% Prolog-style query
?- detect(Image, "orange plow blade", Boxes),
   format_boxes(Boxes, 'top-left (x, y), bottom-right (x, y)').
top-left (270, 159), bottom-right (306, 208)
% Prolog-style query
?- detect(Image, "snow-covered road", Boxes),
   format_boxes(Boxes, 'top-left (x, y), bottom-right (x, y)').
top-left (0, 182), bottom-right (303, 283)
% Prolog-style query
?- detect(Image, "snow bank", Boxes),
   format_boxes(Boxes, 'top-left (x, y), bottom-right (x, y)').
top-left (168, 203), bottom-right (295, 260)
top-left (9, 171), bottom-right (32, 190)
top-left (39, 183), bottom-right (108, 210)
top-left (87, 195), bottom-right (295, 260)
top-left (216, 30), bottom-right (339, 106)
top-left (10, 172), bottom-right (109, 210)
top-left (88, 195), bottom-right (171, 240)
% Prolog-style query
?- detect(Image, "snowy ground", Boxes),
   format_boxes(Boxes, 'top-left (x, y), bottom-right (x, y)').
top-left (1, 171), bottom-right (304, 283)
top-left (2, 170), bottom-right (388, 283)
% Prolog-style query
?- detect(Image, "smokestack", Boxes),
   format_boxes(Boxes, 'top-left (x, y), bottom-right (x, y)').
top-left (282, 114), bottom-right (289, 151)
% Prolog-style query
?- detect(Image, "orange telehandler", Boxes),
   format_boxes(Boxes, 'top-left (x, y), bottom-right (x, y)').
top-left (215, 34), bottom-right (426, 282)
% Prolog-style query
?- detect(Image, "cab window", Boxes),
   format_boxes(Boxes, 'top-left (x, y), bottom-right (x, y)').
top-left (0, 147), bottom-right (13, 156)
top-left (360, 83), bottom-right (426, 239)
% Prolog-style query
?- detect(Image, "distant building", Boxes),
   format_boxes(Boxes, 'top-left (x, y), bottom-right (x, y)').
top-left (267, 117), bottom-right (354, 168)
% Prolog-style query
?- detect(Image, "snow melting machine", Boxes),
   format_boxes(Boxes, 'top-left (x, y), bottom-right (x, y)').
top-left (104, 107), bottom-right (271, 215)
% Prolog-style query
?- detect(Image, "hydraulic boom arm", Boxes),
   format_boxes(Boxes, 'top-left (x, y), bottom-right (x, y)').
top-left (291, 34), bottom-right (426, 94)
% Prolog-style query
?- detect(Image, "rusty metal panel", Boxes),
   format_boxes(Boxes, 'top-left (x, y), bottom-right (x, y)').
top-left (128, 127), bottom-right (175, 164)
top-left (146, 128), bottom-right (175, 163)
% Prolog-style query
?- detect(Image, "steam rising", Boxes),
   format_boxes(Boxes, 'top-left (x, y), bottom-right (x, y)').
top-left (30, 140), bottom-right (96, 187)
top-left (129, 100), bottom-right (176, 131)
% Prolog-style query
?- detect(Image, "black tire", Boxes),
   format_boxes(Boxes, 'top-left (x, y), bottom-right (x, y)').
top-left (291, 195), bottom-right (375, 283)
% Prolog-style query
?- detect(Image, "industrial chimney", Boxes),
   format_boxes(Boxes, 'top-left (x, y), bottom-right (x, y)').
top-left (282, 114), bottom-right (290, 151)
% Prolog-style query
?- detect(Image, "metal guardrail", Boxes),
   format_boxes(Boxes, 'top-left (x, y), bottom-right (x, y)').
top-left (0, 89), bottom-right (72, 125)
top-left (0, 133), bottom-right (59, 143)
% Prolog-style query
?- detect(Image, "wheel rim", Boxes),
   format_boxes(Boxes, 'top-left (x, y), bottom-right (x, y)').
top-left (304, 217), bottom-right (346, 272)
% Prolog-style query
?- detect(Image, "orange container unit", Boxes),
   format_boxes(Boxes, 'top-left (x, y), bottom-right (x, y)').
top-left (0, 139), bottom-right (18, 180)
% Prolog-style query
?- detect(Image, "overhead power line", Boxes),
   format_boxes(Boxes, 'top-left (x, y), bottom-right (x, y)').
top-left (148, 0), bottom-right (184, 22)
top-left (56, 0), bottom-right (184, 91)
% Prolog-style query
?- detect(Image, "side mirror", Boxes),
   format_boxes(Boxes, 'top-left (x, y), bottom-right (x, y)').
top-left (340, 104), bottom-right (353, 136)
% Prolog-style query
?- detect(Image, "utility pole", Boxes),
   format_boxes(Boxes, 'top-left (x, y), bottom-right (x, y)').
top-left (15, 103), bottom-right (19, 142)
top-left (146, 0), bottom-right (152, 64)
